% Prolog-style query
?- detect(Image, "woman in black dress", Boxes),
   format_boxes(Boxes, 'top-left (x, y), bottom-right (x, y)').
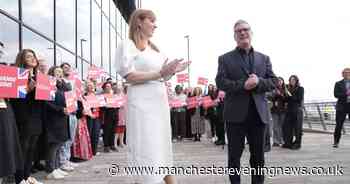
top-left (11, 49), bottom-right (44, 184)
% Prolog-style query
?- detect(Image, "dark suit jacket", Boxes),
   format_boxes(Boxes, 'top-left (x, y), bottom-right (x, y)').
top-left (215, 48), bottom-right (276, 123)
top-left (334, 79), bottom-right (350, 112)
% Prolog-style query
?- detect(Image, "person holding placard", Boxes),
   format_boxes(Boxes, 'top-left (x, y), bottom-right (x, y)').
top-left (11, 49), bottom-right (45, 184)
top-left (0, 47), bottom-right (24, 184)
top-left (84, 80), bottom-right (101, 156)
top-left (44, 66), bottom-right (71, 179)
top-left (100, 81), bottom-right (119, 153)
top-left (190, 87), bottom-right (205, 142)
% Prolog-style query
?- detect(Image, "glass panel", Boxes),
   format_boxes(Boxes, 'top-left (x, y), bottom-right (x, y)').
top-left (77, 0), bottom-right (91, 62)
top-left (56, 0), bottom-right (75, 52)
top-left (92, 1), bottom-right (101, 67)
top-left (94, 0), bottom-right (101, 7)
top-left (110, 30), bottom-right (116, 78)
top-left (56, 47), bottom-right (75, 68)
top-left (110, 0), bottom-right (116, 28)
top-left (1, 0), bottom-right (19, 18)
top-left (102, 17), bottom-right (109, 74)
top-left (22, 0), bottom-right (54, 38)
top-left (0, 15), bottom-right (19, 64)
top-left (22, 27), bottom-right (54, 67)
top-left (102, 0), bottom-right (109, 18)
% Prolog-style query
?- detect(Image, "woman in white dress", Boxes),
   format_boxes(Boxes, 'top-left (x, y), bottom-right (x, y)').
top-left (115, 9), bottom-right (189, 184)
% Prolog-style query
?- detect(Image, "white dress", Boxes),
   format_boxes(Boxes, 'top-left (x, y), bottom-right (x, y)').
top-left (115, 40), bottom-right (173, 184)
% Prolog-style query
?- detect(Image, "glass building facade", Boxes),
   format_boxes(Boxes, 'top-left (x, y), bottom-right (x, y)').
top-left (0, 0), bottom-right (131, 79)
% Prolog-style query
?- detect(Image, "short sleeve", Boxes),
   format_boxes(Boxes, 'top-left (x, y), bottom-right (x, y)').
top-left (115, 40), bottom-right (136, 78)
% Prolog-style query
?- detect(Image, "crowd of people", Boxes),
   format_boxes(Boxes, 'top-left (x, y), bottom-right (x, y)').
top-left (0, 48), bottom-right (127, 184)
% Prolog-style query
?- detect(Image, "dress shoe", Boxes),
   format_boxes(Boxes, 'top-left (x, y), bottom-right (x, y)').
top-left (272, 143), bottom-right (280, 147)
top-left (110, 146), bottom-right (118, 152)
top-left (291, 144), bottom-right (301, 150)
top-left (282, 144), bottom-right (292, 149)
top-left (215, 140), bottom-right (225, 145)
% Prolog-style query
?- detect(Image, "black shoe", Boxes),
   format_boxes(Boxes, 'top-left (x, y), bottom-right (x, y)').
top-left (333, 143), bottom-right (339, 148)
top-left (104, 147), bottom-right (111, 153)
top-left (264, 146), bottom-right (271, 152)
top-left (110, 146), bottom-right (118, 152)
top-left (282, 144), bottom-right (292, 149)
top-left (33, 163), bottom-right (46, 171)
top-left (31, 167), bottom-right (38, 174)
top-left (291, 144), bottom-right (301, 150)
top-left (272, 143), bottom-right (280, 147)
top-left (215, 140), bottom-right (225, 145)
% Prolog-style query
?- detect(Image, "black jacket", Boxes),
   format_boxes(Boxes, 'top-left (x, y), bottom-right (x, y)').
top-left (286, 86), bottom-right (304, 112)
top-left (45, 80), bottom-right (70, 143)
top-left (334, 79), bottom-right (350, 112)
top-left (215, 48), bottom-right (277, 123)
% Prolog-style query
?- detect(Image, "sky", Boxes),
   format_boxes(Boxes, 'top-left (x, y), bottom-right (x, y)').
top-left (141, 0), bottom-right (350, 102)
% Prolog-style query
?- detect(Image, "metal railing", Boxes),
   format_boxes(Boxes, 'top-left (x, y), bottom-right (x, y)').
top-left (303, 101), bottom-right (349, 133)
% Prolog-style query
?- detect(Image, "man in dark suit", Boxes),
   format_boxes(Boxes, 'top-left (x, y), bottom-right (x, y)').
top-left (215, 20), bottom-right (276, 184)
top-left (333, 68), bottom-right (350, 148)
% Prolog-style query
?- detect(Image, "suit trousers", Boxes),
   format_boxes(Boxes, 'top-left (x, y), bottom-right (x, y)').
top-left (334, 110), bottom-right (350, 144)
top-left (226, 101), bottom-right (266, 184)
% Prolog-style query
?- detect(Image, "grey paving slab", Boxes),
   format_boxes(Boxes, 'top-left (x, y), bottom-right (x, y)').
top-left (31, 133), bottom-right (350, 184)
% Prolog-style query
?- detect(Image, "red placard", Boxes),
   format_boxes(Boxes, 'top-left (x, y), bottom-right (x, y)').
top-left (81, 99), bottom-right (93, 116)
top-left (104, 94), bottom-right (126, 108)
top-left (197, 77), bottom-right (208, 86)
top-left (67, 70), bottom-right (83, 99)
top-left (75, 79), bottom-right (83, 100)
top-left (87, 65), bottom-right (103, 80)
top-left (169, 99), bottom-right (185, 108)
top-left (0, 65), bottom-right (29, 98)
top-left (186, 96), bottom-right (198, 109)
top-left (202, 96), bottom-right (215, 109)
top-left (65, 91), bottom-right (77, 113)
top-left (176, 73), bottom-right (189, 83)
top-left (35, 73), bottom-right (56, 101)
top-left (84, 95), bottom-right (100, 108)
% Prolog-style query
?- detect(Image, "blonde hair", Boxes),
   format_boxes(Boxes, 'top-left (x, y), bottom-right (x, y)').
top-left (128, 9), bottom-right (159, 52)
top-left (192, 87), bottom-right (203, 97)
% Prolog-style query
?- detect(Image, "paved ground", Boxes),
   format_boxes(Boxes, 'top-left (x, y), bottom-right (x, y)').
top-left (32, 132), bottom-right (350, 184)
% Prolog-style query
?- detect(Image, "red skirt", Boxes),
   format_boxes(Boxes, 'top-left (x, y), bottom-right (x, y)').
top-left (73, 117), bottom-right (93, 160)
top-left (115, 126), bottom-right (126, 133)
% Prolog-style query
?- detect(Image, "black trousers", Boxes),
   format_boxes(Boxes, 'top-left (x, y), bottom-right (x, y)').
top-left (15, 134), bottom-right (39, 183)
top-left (283, 109), bottom-right (303, 146)
top-left (208, 115), bottom-right (218, 138)
top-left (173, 111), bottom-right (187, 138)
top-left (226, 103), bottom-right (266, 184)
top-left (334, 110), bottom-right (350, 144)
top-left (87, 118), bottom-right (101, 155)
top-left (103, 120), bottom-right (116, 148)
top-left (215, 119), bottom-right (225, 142)
top-left (264, 123), bottom-right (271, 151)
top-left (185, 109), bottom-right (193, 138)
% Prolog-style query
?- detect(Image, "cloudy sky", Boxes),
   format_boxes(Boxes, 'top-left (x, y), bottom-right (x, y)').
top-left (141, 0), bottom-right (350, 102)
